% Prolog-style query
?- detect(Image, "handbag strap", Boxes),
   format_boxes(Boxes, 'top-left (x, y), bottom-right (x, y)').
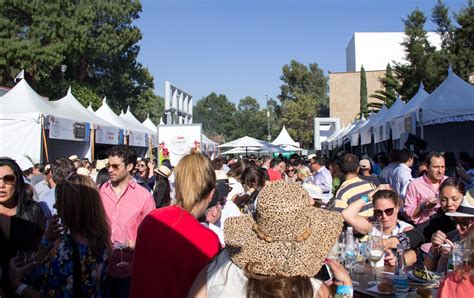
top-left (71, 237), bottom-right (84, 298)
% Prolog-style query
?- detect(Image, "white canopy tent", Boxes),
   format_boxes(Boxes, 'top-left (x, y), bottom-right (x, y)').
top-left (94, 98), bottom-right (148, 147)
top-left (271, 125), bottom-right (300, 147)
top-left (0, 79), bottom-right (53, 168)
top-left (420, 67), bottom-right (474, 125)
top-left (374, 98), bottom-right (405, 142)
top-left (219, 135), bottom-right (285, 155)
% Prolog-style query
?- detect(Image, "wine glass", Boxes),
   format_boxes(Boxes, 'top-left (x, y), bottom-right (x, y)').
top-left (366, 236), bottom-right (384, 286)
top-left (113, 224), bottom-right (129, 267)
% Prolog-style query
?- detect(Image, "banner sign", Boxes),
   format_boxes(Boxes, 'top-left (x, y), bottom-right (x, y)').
top-left (350, 132), bottom-right (359, 146)
top-left (360, 128), bottom-right (372, 145)
top-left (96, 125), bottom-right (121, 145)
top-left (47, 116), bottom-right (90, 142)
top-left (128, 130), bottom-right (147, 147)
top-left (158, 124), bottom-right (202, 167)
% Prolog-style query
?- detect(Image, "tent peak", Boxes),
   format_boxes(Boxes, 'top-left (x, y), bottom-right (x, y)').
top-left (102, 96), bottom-right (107, 104)
top-left (67, 86), bottom-right (72, 95)
top-left (418, 81), bottom-right (425, 91)
top-left (448, 65), bottom-right (453, 75)
top-left (127, 105), bottom-right (131, 113)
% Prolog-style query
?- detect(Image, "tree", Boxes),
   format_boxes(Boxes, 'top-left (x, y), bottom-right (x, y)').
top-left (193, 93), bottom-right (237, 141)
top-left (281, 92), bottom-right (318, 149)
top-left (0, 0), bottom-right (156, 119)
top-left (369, 64), bottom-right (399, 109)
top-left (451, 1), bottom-right (474, 81)
top-left (394, 9), bottom-right (438, 99)
top-left (232, 96), bottom-right (268, 140)
top-left (359, 65), bottom-right (368, 118)
top-left (278, 60), bottom-right (328, 105)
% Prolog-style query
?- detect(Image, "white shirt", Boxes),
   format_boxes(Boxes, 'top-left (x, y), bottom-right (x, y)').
top-left (206, 250), bottom-right (323, 297)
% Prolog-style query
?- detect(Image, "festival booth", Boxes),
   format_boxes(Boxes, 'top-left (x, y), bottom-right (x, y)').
top-left (93, 97), bottom-right (148, 158)
top-left (271, 125), bottom-right (300, 148)
top-left (49, 88), bottom-right (121, 161)
top-left (219, 135), bottom-right (285, 156)
top-left (201, 134), bottom-right (219, 159)
top-left (120, 106), bottom-right (156, 158)
top-left (390, 83), bottom-right (430, 149)
top-left (157, 124), bottom-right (202, 166)
top-left (0, 79), bottom-right (54, 168)
top-left (420, 68), bottom-right (474, 154)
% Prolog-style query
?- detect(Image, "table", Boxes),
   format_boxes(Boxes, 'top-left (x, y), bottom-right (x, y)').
top-left (351, 263), bottom-right (438, 297)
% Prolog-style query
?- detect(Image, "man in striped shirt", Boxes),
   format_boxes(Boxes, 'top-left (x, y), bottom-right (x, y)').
top-left (334, 153), bottom-right (375, 217)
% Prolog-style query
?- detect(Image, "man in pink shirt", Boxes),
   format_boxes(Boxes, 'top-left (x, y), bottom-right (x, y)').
top-left (404, 152), bottom-right (447, 225)
top-left (100, 145), bottom-right (156, 298)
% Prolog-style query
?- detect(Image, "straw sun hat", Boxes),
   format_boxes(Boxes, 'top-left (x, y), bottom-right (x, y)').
top-left (224, 180), bottom-right (344, 277)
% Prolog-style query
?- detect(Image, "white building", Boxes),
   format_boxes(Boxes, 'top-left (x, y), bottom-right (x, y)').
top-left (346, 32), bottom-right (442, 72)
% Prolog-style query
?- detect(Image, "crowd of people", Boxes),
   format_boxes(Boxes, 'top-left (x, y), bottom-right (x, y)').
top-left (0, 146), bottom-right (473, 297)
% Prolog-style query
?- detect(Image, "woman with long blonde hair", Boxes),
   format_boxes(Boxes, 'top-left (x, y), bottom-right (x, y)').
top-left (130, 151), bottom-right (221, 297)
top-left (9, 174), bottom-right (111, 297)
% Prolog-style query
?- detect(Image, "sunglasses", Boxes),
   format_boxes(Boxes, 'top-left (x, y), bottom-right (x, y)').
top-left (374, 208), bottom-right (395, 217)
top-left (452, 217), bottom-right (473, 230)
top-left (107, 163), bottom-right (123, 171)
top-left (139, 164), bottom-right (146, 168)
top-left (64, 172), bottom-right (79, 193)
top-left (0, 174), bottom-right (16, 185)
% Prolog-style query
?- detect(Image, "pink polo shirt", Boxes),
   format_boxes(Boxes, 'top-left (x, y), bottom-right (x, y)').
top-left (100, 179), bottom-right (156, 278)
top-left (404, 174), bottom-right (447, 225)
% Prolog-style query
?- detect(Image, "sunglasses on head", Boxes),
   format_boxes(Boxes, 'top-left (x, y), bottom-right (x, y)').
top-left (452, 217), bottom-right (473, 229)
top-left (64, 172), bottom-right (79, 193)
top-left (0, 174), bottom-right (16, 185)
top-left (374, 208), bottom-right (395, 217)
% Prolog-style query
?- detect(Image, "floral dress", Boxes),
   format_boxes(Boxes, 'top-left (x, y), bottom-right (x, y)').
top-left (29, 234), bottom-right (108, 297)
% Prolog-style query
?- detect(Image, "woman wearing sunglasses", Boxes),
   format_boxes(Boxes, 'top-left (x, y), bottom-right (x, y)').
top-left (342, 186), bottom-right (416, 265)
top-left (8, 173), bottom-right (111, 297)
top-left (0, 158), bottom-right (45, 296)
top-left (424, 182), bottom-right (474, 273)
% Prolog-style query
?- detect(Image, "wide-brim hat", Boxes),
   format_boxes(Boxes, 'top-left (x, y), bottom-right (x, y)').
top-left (154, 165), bottom-right (171, 178)
top-left (68, 155), bottom-right (80, 162)
top-left (446, 188), bottom-right (474, 218)
top-left (224, 180), bottom-right (344, 277)
top-left (95, 158), bottom-right (108, 171)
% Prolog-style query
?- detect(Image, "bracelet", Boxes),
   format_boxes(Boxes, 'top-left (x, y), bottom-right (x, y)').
top-left (360, 195), bottom-right (369, 203)
top-left (15, 283), bottom-right (29, 296)
top-left (336, 285), bottom-right (353, 295)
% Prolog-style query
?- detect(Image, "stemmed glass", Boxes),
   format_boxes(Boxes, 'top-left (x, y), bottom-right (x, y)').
top-left (366, 236), bottom-right (384, 286)
top-left (113, 224), bottom-right (129, 267)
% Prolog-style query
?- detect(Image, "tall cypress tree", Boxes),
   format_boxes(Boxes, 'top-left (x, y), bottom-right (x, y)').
top-left (360, 65), bottom-right (368, 118)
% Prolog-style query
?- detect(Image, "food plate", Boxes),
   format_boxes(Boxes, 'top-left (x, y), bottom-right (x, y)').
top-left (366, 285), bottom-right (394, 295)
top-left (407, 269), bottom-right (441, 284)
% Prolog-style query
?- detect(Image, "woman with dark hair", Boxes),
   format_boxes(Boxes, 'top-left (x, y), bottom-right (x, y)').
top-left (152, 166), bottom-right (172, 208)
top-left (328, 161), bottom-right (343, 194)
top-left (234, 166), bottom-right (265, 215)
top-left (226, 159), bottom-right (247, 203)
top-left (0, 158), bottom-right (45, 296)
top-left (384, 178), bottom-right (466, 253)
top-left (95, 167), bottom-right (110, 189)
top-left (134, 158), bottom-right (151, 191)
top-left (9, 174), bottom-right (111, 296)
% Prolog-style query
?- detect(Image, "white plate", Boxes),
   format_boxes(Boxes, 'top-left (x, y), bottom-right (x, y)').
top-left (407, 270), bottom-right (440, 283)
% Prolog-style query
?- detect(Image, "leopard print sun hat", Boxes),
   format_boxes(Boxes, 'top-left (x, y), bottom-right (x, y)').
top-left (224, 180), bottom-right (344, 277)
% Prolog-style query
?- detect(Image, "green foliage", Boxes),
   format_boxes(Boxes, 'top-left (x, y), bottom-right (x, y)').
top-left (278, 60), bottom-right (329, 104)
top-left (369, 64), bottom-right (399, 109)
top-left (360, 65), bottom-right (368, 118)
top-left (451, 2), bottom-right (474, 80)
top-left (0, 0), bottom-right (158, 120)
top-left (281, 92), bottom-right (319, 148)
top-left (232, 96), bottom-right (268, 140)
top-left (193, 93), bottom-right (237, 141)
top-left (70, 82), bottom-right (101, 110)
top-left (394, 2), bottom-right (473, 100)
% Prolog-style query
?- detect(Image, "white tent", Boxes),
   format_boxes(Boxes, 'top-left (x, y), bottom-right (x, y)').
top-left (271, 125), bottom-right (300, 147)
top-left (358, 106), bottom-right (388, 144)
top-left (391, 83), bottom-right (429, 140)
top-left (94, 98), bottom-right (149, 147)
top-left (120, 106), bottom-right (156, 135)
top-left (0, 79), bottom-right (52, 168)
top-left (142, 115), bottom-right (157, 133)
top-left (420, 67), bottom-right (474, 125)
top-left (50, 87), bottom-right (117, 128)
top-left (374, 98), bottom-right (405, 142)
top-left (219, 136), bottom-right (268, 148)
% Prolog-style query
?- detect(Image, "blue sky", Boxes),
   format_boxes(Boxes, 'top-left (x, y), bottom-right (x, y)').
top-left (136, 0), bottom-right (467, 106)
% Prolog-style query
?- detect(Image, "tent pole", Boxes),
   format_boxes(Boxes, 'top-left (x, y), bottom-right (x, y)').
top-left (41, 117), bottom-right (49, 163)
top-left (91, 126), bottom-right (95, 161)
